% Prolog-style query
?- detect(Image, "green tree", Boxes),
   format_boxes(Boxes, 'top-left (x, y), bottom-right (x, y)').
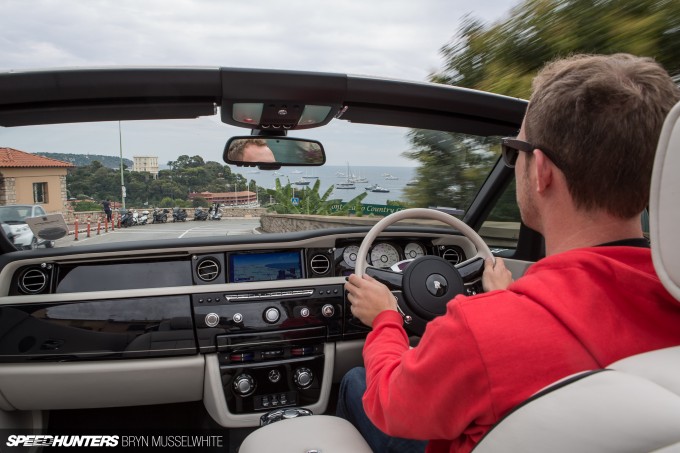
top-left (403, 131), bottom-right (498, 210)
top-left (67, 156), bottom-right (271, 209)
top-left (192, 196), bottom-right (209, 208)
top-left (159, 197), bottom-right (175, 207)
top-left (432, 0), bottom-right (680, 98)
top-left (74, 201), bottom-right (102, 212)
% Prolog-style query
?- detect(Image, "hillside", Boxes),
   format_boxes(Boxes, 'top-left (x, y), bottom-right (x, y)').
top-left (35, 152), bottom-right (134, 169)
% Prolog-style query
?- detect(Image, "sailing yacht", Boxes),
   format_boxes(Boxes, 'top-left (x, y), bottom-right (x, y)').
top-left (336, 163), bottom-right (356, 189)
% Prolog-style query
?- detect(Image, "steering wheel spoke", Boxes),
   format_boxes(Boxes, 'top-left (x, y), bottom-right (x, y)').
top-left (365, 266), bottom-right (404, 291)
top-left (455, 257), bottom-right (485, 283)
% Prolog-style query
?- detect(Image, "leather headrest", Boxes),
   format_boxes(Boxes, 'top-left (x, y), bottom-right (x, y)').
top-left (650, 101), bottom-right (680, 301)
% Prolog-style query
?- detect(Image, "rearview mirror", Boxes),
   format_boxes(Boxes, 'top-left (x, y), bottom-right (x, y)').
top-left (224, 137), bottom-right (325, 169)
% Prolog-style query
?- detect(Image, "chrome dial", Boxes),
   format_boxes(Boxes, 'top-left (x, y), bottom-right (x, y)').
top-left (343, 245), bottom-right (361, 267)
top-left (404, 242), bottom-right (426, 259)
top-left (370, 243), bottom-right (400, 268)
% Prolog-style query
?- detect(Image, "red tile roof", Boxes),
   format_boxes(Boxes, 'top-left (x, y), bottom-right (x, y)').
top-left (0, 147), bottom-right (74, 168)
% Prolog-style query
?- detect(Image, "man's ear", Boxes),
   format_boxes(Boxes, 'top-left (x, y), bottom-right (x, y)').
top-left (533, 149), bottom-right (553, 193)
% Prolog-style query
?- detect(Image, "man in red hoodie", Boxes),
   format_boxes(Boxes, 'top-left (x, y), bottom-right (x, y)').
top-left (339, 53), bottom-right (680, 453)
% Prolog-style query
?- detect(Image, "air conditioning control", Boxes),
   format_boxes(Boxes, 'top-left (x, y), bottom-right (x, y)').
top-left (294, 367), bottom-right (313, 389)
top-left (233, 374), bottom-right (256, 396)
top-left (264, 307), bottom-right (280, 323)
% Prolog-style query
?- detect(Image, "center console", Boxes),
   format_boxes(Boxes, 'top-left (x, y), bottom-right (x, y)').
top-left (194, 283), bottom-right (368, 421)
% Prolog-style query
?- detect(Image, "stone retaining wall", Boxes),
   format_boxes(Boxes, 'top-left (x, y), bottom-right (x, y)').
top-left (261, 213), bottom-right (520, 248)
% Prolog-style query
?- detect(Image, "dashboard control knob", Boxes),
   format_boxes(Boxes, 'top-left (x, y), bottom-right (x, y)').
top-left (294, 367), bottom-right (313, 389)
top-left (321, 304), bottom-right (335, 318)
top-left (233, 313), bottom-right (243, 323)
top-left (300, 307), bottom-right (310, 317)
top-left (233, 374), bottom-right (255, 396)
top-left (205, 312), bottom-right (220, 327)
top-left (264, 307), bottom-right (280, 323)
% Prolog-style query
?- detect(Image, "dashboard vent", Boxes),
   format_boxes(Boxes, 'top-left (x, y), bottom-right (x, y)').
top-left (442, 248), bottom-right (462, 265)
top-left (309, 254), bottom-right (331, 275)
top-left (196, 258), bottom-right (220, 282)
top-left (19, 268), bottom-right (48, 294)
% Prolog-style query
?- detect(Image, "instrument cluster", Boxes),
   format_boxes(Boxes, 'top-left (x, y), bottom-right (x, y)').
top-left (336, 239), bottom-right (433, 274)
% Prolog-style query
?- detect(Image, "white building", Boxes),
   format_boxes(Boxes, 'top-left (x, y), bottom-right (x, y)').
top-left (132, 156), bottom-right (159, 178)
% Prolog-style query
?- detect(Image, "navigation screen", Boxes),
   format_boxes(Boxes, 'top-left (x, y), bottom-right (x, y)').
top-left (228, 251), bottom-right (303, 282)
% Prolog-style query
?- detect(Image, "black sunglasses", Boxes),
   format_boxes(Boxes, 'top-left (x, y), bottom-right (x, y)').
top-left (501, 138), bottom-right (563, 170)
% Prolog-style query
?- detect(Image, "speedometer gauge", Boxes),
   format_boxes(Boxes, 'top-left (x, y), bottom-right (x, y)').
top-left (404, 242), bottom-right (426, 259)
top-left (370, 243), bottom-right (400, 268)
top-left (343, 245), bottom-right (361, 267)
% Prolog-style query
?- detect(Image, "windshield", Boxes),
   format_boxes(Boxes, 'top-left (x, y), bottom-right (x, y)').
top-left (0, 116), bottom-right (509, 249)
top-left (0, 205), bottom-right (33, 223)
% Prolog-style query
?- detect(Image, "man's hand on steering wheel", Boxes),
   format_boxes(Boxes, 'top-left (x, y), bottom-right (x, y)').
top-left (482, 257), bottom-right (514, 292)
top-left (345, 274), bottom-right (398, 327)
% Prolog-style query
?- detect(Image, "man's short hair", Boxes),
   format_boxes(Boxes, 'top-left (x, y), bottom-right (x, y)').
top-left (525, 53), bottom-right (680, 218)
top-left (227, 138), bottom-right (268, 160)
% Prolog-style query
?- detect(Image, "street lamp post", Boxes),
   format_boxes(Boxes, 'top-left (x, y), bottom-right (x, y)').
top-left (118, 121), bottom-right (126, 210)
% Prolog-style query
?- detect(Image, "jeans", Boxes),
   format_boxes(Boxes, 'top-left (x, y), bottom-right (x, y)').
top-left (336, 367), bottom-right (428, 453)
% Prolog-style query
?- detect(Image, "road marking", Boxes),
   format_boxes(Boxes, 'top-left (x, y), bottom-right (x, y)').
top-left (227, 230), bottom-right (255, 235)
top-left (178, 227), bottom-right (196, 239)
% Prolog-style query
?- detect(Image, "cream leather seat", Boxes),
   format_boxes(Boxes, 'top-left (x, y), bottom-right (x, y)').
top-left (239, 100), bottom-right (680, 453)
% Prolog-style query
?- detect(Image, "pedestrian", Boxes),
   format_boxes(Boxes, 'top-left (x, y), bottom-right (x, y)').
top-left (102, 199), bottom-right (112, 222)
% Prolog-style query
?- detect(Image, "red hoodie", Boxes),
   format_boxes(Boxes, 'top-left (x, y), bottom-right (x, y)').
top-left (362, 246), bottom-right (680, 453)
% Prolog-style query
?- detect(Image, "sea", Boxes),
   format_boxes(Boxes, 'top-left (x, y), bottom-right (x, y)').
top-left (236, 165), bottom-right (417, 206)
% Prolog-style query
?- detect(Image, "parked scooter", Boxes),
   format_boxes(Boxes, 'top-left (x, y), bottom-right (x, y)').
top-left (152, 208), bottom-right (169, 223)
top-left (120, 209), bottom-right (135, 227)
top-left (138, 210), bottom-right (149, 225)
top-left (172, 208), bottom-right (187, 222)
top-left (208, 203), bottom-right (222, 220)
top-left (194, 207), bottom-right (209, 221)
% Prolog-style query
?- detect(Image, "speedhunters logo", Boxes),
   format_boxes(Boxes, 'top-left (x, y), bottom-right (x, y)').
top-left (4, 433), bottom-right (226, 450)
top-left (6, 435), bottom-right (119, 447)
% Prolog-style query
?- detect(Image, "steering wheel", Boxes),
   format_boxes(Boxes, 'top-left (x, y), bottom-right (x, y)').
top-left (354, 208), bottom-right (494, 335)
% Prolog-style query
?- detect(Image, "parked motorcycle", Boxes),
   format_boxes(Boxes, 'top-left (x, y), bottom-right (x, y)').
top-left (172, 208), bottom-right (187, 222)
top-left (120, 209), bottom-right (135, 228)
top-left (152, 208), bottom-right (169, 223)
top-left (208, 204), bottom-right (222, 221)
top-left (194, 207), bottom-right (208, 221)
top-left (138, 210), bottom-right (149, 225)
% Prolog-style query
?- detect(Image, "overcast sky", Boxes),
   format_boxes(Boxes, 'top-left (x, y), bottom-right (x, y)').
top-left (0, 0), bottom-right (520, 166)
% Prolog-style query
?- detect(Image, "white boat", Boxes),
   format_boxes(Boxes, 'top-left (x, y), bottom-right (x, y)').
top-left (406, 179), bottom-right (419, 186)
top-left (336, 162), bottom-right (356, 189)
top-left (291, 169), bottom-right (302, 174)
top-left (366, 184), bottom-right (389, 192)
top-left (293, 179), bottom-right (310, 186)
top-left (384, 173), bottom-right (399, 180)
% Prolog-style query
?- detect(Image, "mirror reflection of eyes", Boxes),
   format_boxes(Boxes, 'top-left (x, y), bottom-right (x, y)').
top-left (224, 137), bottom-right (326, 167)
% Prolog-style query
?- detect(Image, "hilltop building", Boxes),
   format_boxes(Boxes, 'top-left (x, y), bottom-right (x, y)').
top-left (132, 156), bottom-right (159, 178)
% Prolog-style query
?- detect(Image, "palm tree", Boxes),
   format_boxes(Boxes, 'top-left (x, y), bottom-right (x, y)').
top-left (266, 178), bottom-right (367, 215)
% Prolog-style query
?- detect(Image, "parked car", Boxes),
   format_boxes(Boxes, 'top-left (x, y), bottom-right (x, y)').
top-left (0, 204), bottom-right (54, 249)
